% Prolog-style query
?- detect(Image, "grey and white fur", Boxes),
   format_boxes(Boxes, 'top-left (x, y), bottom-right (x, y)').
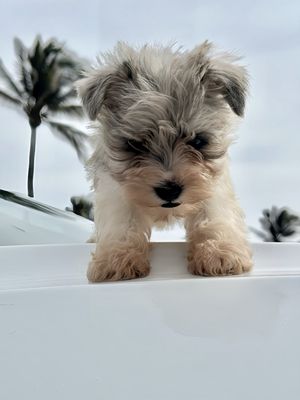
top-left (77, 41), bottom-right (253, 282)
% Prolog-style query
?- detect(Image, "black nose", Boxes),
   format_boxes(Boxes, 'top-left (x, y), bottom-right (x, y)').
top-left (154, 181), bottom-right (183, 202)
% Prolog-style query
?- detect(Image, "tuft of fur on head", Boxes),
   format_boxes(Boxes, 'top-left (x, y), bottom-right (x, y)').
top-left (77, 41), bottom-right (248, 225)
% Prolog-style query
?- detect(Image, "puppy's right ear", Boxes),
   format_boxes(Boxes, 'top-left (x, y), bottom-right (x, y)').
top-left (77, 61), bottom-right (138, 120)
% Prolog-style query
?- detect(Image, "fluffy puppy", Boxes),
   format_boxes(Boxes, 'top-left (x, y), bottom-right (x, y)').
top-left (77, 41), bottom-right (253, 282)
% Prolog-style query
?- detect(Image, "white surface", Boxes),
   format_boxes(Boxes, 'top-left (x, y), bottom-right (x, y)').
top-left (1, 242), bottom-right (300, 400)
top-left (0, 196), bottom-right (93, 245)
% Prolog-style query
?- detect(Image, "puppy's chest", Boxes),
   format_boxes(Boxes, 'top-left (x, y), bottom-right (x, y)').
top-left (149, 207), bottom-right (187, 228)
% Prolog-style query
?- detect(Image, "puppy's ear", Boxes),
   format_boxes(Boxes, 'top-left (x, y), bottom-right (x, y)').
top-left (206, 59), bottom-right (248, 117)
top-left (77, 61), bottom-right (138, 120)
top-left (189, 42), bottom-right (248, 117)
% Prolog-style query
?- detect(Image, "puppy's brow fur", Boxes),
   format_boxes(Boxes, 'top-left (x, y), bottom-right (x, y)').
top-left (77, 41), bottom-right (253, 282)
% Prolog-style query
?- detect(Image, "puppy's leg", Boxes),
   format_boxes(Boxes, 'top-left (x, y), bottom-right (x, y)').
top-left (185, 172), bottom-right (253, 276)
top-left (87, 181), bottom-right (151, 282)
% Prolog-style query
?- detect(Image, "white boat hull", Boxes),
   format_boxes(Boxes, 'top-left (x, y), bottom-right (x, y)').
top-left (1, 243), bottom-right (300, 400)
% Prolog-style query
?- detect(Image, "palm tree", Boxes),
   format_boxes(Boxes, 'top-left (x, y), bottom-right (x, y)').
top-left (0, 36), bottom-right (88, 197)
top-left (66, 195), bottom-right (94, 221)
top-left (252, 206), bottom-right (300, 242)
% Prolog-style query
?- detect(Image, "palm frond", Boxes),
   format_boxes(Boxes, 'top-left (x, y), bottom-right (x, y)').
top-left (43, 40), bottom-right (62, 58)
top-left (14, 37), bottom-right (27, 62)
top-left (53, 87), bottom-right (78, 104)
top-left (49, 104), bottom-right (84, 118)
top-left (13, 38), bottom-right (33, 94)
top-left (57, 58), bottom-right (79, 69)
top-left (44, 85), bottom-right (79, 112)
top-left (0, 59), bottom-right (23, 97)
top-left (46, 119), bottom-right (88, 161)
top-left (256, 206), bottom-right (300, 242)
top-left (20, 62), bottom-right (33, 94)
top-left (0, 89), bottom-right (22, 108)
top-left (29, 36), bottom-right (43, 69)
top-left (13, 36), bottom-right (83, 112)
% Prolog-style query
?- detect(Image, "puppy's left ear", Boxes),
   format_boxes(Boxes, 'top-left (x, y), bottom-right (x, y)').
top-left (189, 42), bottom-right (249, 117)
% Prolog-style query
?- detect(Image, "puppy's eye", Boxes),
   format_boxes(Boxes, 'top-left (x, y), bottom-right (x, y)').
top-left (126, 139), bottom-right (148, 154)
top-left (187, 134), bottom-right (209, 151)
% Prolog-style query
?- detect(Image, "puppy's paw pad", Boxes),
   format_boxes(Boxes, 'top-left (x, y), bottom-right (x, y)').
top-left (188, 239), bottom-right (252, 276)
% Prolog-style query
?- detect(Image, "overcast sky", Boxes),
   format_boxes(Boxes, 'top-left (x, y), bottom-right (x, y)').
top-left (0, 0), bottom-right (300, 232)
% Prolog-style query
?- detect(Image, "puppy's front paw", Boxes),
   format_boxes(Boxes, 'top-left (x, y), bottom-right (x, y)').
top-left (187, 239), bottom-right (252, 276)
top-left (87, 246), bottom-right (150, 282)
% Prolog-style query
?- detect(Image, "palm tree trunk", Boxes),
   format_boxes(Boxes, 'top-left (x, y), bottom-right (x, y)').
top-left (27, 126), bottom-right (37, 197)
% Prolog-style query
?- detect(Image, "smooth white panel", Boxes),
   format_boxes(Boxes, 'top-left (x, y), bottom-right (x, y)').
top-left (1, 243), bottom-right (300, 400)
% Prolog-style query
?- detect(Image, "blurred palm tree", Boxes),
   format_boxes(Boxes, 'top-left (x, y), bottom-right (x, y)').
top-left (0, 36), bottom-right (87, 197)
top-left (252, 206), bottom-right (300, 242)
top-left (66, 195), bottom-right (94, 221)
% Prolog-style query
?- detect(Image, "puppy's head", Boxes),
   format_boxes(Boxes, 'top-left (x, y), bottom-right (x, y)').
top-left (77, 41), bottom-right (248, 216)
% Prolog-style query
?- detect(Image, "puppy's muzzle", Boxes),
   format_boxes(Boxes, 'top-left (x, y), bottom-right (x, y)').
top-left (154, 181), bottom-right (183, 207)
